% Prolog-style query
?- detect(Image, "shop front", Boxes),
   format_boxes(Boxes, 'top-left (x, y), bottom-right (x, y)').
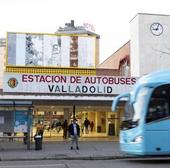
top-left (29, 98), bottom-right (127, 140)
top-left (1, 72), bottom-right (136, 142)
top-left (31, 102), bottom-right (119, 139)
top-left (0, 98), bottom-right (123, 142)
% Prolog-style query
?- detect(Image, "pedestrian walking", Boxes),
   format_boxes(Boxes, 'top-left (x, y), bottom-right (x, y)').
top-left (68, 119), bottom-right (80, 150)
top-left (84, 118), bottom-right (90, 134)
top-left (90, 121), bottom-right (94, 132)
top-left (62, 119), bottom-right (68, 139)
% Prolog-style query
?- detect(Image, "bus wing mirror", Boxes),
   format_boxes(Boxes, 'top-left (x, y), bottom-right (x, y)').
top-left (112, 93), bottom-right (130, 112)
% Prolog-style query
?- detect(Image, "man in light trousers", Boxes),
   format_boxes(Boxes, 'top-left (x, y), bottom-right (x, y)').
top-left (68, 119), bottom-right (80, 150)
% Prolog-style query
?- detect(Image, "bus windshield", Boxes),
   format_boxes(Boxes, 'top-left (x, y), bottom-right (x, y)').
top-left (121, 87), bottom-right (151, 130)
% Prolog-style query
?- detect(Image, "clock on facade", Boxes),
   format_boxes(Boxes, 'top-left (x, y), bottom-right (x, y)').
top-left (150, 23), bottom-right (163, 36)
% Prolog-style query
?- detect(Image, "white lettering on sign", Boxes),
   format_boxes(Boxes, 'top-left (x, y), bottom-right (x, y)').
top-left (3, 73), bottom-right (137, 95)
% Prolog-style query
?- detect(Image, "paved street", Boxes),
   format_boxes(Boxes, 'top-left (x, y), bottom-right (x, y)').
top-left (0, 138), bottom-right (170, 168)
top-left (0, 159), bottom-right (170, 168)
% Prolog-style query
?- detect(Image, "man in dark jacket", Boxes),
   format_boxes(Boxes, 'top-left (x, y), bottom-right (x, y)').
top-left (68, 119), bottom-right (80, 150)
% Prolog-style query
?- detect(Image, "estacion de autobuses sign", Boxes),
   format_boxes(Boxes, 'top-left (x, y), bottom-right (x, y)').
top-left (3, 73), bottom-right (137, 95)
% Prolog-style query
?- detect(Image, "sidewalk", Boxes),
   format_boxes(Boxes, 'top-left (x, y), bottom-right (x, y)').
top-left (0, 139), bottom-right (127, 161)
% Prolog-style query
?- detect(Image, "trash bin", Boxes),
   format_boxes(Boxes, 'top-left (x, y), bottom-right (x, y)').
top-left (34, 134), bottom-right (42, 150)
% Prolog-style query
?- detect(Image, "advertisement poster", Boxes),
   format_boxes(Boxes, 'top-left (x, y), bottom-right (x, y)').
top-left (7, 32), bottom-right (95, 68)
top-left (14, 111), bottom-right (28, 133)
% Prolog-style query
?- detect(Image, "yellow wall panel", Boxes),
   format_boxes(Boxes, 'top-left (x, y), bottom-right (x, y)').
top-left (6, 66), bottom-right (96, 76)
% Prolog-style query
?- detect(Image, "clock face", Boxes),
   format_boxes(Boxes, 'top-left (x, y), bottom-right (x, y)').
top-left (150, 23), bottom-right (163, 36)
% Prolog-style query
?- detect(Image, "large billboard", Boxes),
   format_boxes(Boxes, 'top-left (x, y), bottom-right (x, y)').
top-left (3, 73), bottom-right (137, 95)
top-left (7, 32), bottom-right (96, 68)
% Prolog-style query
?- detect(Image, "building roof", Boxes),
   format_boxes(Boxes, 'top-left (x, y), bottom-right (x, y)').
top-left (130, 13), bottom-right (170, 23)
top-left (97, 41), bottom-right (130, 69)
top-left (56, 20), bottom-right (100, 38)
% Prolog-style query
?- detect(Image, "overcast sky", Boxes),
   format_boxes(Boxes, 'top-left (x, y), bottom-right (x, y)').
top-left (1, 0), bottom-right (170, 63)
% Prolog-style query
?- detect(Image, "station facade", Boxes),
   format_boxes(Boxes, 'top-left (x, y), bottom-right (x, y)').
top-left (0, 20), bottom-right (136, 140)
top-left (1, 13), bottom-right (168, 141)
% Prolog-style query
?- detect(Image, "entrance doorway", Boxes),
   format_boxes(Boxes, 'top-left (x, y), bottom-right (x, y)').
top-left (32, 104), bottom-right (120, 140)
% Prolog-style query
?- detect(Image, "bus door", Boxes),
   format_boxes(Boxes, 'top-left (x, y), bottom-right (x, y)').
top-left (145, 85), bottom-right (170, 154)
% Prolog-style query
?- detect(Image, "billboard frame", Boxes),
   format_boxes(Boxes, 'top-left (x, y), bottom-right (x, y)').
top-left (6, 32), bottom-right (97, 69)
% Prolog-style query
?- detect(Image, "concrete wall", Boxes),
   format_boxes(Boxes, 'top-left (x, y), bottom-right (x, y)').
top-left (130, 14), bottom-right (140, 76)
top-left (130, 13), bottom-right (170, 77)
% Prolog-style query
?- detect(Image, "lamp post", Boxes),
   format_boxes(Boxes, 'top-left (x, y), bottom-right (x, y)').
top-left (73, 105), bottom-right (75, 120)
top-left (27, 107), bottom-right (33, 150)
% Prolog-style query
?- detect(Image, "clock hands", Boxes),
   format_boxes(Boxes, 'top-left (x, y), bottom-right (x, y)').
top-left (152, 24), bottom-right (159, 30)
top-left (156, 24), bottom-right (160, 30)
top-left (151, 23), bottom-right (159, 31)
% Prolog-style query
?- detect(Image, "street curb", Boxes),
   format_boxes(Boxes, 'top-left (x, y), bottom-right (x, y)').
top-left (1, 155), bottom-right (170, 162)
top-left (0, 155), bottom-right (134, 162)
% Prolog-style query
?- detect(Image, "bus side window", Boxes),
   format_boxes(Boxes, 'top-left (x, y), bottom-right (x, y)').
top-left (146, 100), bottom-right (169, 123)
